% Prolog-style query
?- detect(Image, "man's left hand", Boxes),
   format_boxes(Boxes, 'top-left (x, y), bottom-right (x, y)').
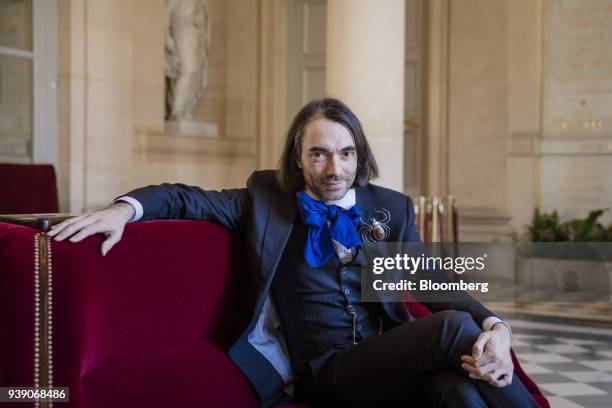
top-left (460, 323), bottom-right (513, 387)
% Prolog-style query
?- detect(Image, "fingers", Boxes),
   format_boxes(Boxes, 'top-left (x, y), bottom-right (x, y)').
top-left (486, 369), bottom-right (513, 387)
top-left (462, 353), bottom-right (513, 386)
top-left (463, 350), bottom-right (496, 368)
top-left (46, 206), bottom-right (130, 257)
top-left (68, 221), bottom-right (106, 243)
top-left (47, 215), bottom-right (85, 237)
top-left (462, 361), bottom-right (498, 379)
top-left (52, 217), bottom-right (98, 241)
top-left (472, 332), bottom-right (491, 360)
top-left (461, 355), bottom-right (476, 366)
top-left (100, 232), bottom-right (121, 257)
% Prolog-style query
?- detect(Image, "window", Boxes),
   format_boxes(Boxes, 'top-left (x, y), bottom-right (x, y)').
top-left (0, 0), bottom-right (57, 165)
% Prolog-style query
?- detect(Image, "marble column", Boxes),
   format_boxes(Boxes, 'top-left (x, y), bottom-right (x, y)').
top-left (447, 0), bottom-right (515, 241)
top-left (325, 0), bottom-right (405, 191)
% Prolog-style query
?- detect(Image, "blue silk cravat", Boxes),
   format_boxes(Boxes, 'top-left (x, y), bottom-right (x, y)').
top-left (296, 191), bottom-right (362, 268)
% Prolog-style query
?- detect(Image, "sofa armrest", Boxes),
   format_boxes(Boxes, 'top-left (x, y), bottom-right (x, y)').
top-left (0, 214), bottom-right (74, 231)
top-left (1, 220), bottom-right (250, 406)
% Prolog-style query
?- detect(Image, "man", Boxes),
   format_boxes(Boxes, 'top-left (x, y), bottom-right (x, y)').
top-left (49, 98), bottom-right (539, 407)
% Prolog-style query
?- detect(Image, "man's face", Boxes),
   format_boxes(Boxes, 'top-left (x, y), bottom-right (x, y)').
top-left (298, 118), bottom-right (357, 203)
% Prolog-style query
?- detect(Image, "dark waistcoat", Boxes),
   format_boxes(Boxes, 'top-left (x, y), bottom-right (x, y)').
top-left (271, 218), bottom-right (395, 383)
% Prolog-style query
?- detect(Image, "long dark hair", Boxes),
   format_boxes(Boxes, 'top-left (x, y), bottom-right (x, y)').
top-left (276, 98), bottom-right (379, 192)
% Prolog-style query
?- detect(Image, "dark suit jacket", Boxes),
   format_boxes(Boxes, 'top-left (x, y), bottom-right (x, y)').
top-left (125, 170), bottom-right (498, 407)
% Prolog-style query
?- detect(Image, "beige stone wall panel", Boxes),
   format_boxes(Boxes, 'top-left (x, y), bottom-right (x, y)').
top-left (57, 0), bottom-right (261, 212)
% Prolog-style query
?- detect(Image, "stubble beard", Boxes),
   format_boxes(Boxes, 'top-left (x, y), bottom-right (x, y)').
top-left (308, 173), bottom-right (356, 203)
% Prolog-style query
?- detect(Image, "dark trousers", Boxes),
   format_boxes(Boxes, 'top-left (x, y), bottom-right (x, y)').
top-left (300, 310), bottom-right (540, 408)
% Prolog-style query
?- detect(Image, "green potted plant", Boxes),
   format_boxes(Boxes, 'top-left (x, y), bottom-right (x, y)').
top-left (527, 208), bottom-right (612, 242)
top-left (517, 208), bottom-right (612, 301)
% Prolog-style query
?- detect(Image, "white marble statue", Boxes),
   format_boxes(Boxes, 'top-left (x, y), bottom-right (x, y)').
top-left (165, 0), bottom-right (212, 122)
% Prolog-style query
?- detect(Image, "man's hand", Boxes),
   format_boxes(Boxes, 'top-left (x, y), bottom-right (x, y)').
top-left (46, 202), bottom-right (135, 256)
top-left (460, 323), bottom-right (513, 387)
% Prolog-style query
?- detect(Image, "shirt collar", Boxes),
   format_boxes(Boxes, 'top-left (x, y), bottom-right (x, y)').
top-left (303, 188), bottom-right (356, 210)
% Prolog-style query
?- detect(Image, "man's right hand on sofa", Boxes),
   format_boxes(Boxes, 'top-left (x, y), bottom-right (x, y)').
top-left (47, 202), bottom-right (135, 256)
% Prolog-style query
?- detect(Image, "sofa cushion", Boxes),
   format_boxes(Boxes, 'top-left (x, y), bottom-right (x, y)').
top-left (81, 340), bottom-right (258, 407)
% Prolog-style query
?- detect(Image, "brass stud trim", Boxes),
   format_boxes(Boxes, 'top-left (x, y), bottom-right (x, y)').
top-left (34, 233), bottom-right (53, 408)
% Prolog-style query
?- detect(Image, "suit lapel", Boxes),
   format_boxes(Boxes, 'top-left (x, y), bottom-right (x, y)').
top-left (356, 185), bottom-right (390, 233)
top-left (357, 184), bottom-right (412, 324)
top-left (355, 185), bottom-right (375, 224)
top-left (260, 190), bottom-right (297, 282)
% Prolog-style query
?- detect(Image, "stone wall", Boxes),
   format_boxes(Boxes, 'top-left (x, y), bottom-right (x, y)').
top-left (57, 0), bottom-right (257, 213)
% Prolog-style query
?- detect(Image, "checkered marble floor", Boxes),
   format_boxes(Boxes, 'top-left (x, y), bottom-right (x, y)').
top-left (489, 301), bottom-right (612, 324)
top-left (510, 320), bottom-right (612, 408)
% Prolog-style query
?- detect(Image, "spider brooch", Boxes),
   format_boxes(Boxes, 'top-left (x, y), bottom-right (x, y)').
top-left (359, 208), bottom-right (391, 244)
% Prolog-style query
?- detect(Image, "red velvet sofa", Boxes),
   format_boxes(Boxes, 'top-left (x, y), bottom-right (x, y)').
top-left (0, 217), bottom-right (549, 407)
